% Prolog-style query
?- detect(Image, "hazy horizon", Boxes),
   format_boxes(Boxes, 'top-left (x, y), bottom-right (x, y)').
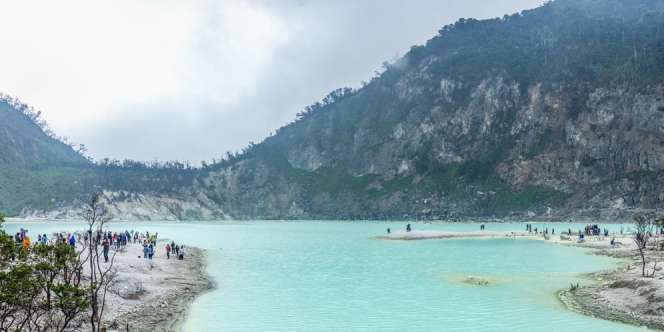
top-left (0, 0), bottom-right (543, 163)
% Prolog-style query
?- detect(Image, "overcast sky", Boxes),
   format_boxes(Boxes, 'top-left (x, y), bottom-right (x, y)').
top-left (0, 0), bottom-right (543, 163)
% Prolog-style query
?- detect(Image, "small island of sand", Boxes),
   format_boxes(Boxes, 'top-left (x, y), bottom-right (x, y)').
top-left (375, 230), bottom-right (532, 240)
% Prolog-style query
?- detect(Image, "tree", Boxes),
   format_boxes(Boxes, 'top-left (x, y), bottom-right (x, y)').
top-left (83, 193), bottom-right (117, 332)
top-left (30, 241), bottom-right (89, 330)
top-left (633, 212), bottom-right (657, 277)
top-left (0, 213), bottom-right (88, 331)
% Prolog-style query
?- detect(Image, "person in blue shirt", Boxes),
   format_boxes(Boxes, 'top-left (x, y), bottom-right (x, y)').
top-left (148, 244), bottom-right (154, 260)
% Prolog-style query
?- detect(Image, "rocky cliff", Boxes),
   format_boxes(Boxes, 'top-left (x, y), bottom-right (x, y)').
top-left (187, 0), bottom-right (664, 221)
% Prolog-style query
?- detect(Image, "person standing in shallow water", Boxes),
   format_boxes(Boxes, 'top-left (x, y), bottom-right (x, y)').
top-left (406, 224), bottom-right (411, 232)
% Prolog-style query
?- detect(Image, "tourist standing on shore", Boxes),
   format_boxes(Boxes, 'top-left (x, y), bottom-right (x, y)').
top-left (165, 243), bottom-right (171, 259)
top-left (102, 239), bottom-right (110, 263)
top-left (148, 243), bottom-right (154, 260)
top-left (22, 235), bottom-right (30, 250)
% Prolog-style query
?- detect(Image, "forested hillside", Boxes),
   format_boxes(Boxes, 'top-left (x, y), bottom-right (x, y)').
top-left (7, 0), bottom-right (664, 221)
top-left (0, 96), bottom-right (200, 217)
top-left (0, 95), bottom-right (95, 214)
top-left (194, 0), bottom-right (664, 220)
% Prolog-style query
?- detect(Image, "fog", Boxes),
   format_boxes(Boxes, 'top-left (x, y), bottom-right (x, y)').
top-left (0, 0), bottom-right (544, 162)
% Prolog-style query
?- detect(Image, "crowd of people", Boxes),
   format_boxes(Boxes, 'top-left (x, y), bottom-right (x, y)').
top-left (582, 224), bottom-right (608, 236)
top-left (525, 223), bottom-right (625, 244)
top-left (165, 241), bottom-right (186, 260)
top-left (10, 228), bottom-right (187, 262)
top-left (525, 224), bottom-right (556, 235)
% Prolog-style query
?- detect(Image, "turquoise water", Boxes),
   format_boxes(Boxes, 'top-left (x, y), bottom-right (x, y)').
top-left (5, 221), bottom-right (643, 331)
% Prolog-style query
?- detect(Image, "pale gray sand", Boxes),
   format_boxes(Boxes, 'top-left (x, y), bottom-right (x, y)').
top-left (555, 235), bottom-right (664, 330)
top-left (66, 240), bottom-right (212, 331)
top-left (375, 230), bottom-right (532, 240)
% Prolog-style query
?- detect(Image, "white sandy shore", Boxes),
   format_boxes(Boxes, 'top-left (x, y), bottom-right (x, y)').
top-left (375, 230), bottom-right (532, 240)
top-left (555, 235), bottom-right (664, 330)
top-left (67, 240), bottom-right (212, 331)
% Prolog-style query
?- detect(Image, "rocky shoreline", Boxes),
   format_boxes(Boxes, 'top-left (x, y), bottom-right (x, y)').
top-left (553, 236), bottom-right (664, 331)
top-left (76, 241), bottom-right (215, 332)
top-left (559, 284), bottom-right (664, 330)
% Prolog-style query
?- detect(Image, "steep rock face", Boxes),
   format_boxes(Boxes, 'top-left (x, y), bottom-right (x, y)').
top-left (199, 159), bottom-right (307, 219)
top-left (198, 80), bottom-right (664, 220)
top-left (500, 86), bottom-right (664, 191)
top-left (186, 0), bottom-right (664, 220)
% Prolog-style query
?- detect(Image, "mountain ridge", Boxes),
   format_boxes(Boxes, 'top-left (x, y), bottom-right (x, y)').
top-left (7, 0), bottom-right (664, 221)
top-left (189, 0), bottom-right (664, 220)
top-left (0, 95), bottom-right (89, 166)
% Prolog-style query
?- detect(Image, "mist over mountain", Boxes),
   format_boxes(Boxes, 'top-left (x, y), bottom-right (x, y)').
top-left (5, 0), bottom-right (664, 221)
top-left (0, 96), bottom-right (89, 166)
top-left (0, 97), bottom-right (199, 216)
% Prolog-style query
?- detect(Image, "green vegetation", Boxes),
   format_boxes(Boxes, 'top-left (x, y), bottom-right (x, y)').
top-left (0, 194), bottom-right (119, 330)
top-left (0, 163), bottom-right (199, 216)
top-left (0, 166), bottom-right (97, 215)
top-left (415, 0), bottom-right (664, 87)
top-left (0, 213), bottom-right (89, 330)
top-left (0, 97), bottom-right (89, 166)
